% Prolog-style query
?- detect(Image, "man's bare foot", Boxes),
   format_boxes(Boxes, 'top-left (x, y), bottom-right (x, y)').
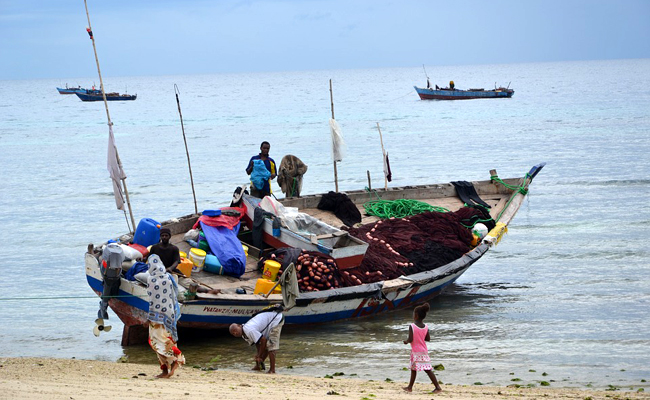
top-left (252, 361), bottom-right (263, 371)
top-left (267, 370), bottom-right (275, 374)
top-left (432, 388), bottom-right (442, 393)
top-left (403, 387), bottom-right (412, 392)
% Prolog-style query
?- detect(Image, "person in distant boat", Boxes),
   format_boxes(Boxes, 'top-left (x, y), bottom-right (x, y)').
top-left (449, 80), bottom-right (455, 90)
top-left (246, 141), bottom-right (277, 198)
top-left (146, 254), bottom-right (185, 378)
top-left (148, 227), bottom-right (181, 273)
top-left (435, 84), bottom-right (440, 90)
top-left (229, 306), bottom-right (284, 374)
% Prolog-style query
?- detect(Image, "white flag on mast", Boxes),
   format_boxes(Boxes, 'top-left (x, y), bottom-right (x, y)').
top-left (329, 118), bottom-right (346, 162)
top-left (107, 124), bottom-right (126, 210)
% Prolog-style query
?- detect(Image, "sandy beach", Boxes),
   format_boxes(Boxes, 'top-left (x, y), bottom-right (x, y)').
top-left (0, 357), bottom-right (647, 400)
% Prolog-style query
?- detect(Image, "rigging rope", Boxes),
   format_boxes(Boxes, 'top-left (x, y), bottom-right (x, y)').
top-left (490, 172), bottom-right (530, 222)
top-left (490, 173), bottom-right (529, 195)
top-left (0, 294), bottom-right (147, 301)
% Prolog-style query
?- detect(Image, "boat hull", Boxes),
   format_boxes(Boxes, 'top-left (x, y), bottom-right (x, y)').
top-left (75, 92), bottom-right (137, 101)
top-left (414, 86), bottom-right (514, 100)
top-left (85, 244), bottom-right (487, 331)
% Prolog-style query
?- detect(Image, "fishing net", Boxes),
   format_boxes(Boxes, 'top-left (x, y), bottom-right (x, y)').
top-left (343, 208), bottom-right (477, 283)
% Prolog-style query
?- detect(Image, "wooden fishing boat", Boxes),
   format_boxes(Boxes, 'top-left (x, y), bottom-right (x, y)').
top-left (85, 164), bottom-right (544, 345)
top-left (57, 86), bottom-right (101, 95)
top-left (414, 85), bottom-right (514, 100)
top-left (75, 92), bottom-right (137, 101)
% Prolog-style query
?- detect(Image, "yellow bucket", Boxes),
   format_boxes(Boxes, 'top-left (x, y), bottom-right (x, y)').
top-left (179, 251), bottom-right (187, 259)
top-left (189, 248), bottom-right (206, 269)
top-left (253, 278), bottom-right (281, 295)
top-left (262, 260), bottom-right (281, 281)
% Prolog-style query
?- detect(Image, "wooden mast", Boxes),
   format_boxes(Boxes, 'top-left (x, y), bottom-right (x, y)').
top-left (329, 79), bottom-right (339, 192)
top-left (84, 0), bottom-right (136, 232)
top-left (174, 84), bottom-right (198, 215)
top-left (376, 122), bottom-right (388, 190)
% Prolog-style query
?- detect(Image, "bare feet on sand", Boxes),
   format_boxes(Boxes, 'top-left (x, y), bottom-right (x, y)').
top-left (168, 362), bottom-right (179, 378)
top-left (432, 388), bottom-right (442, 393)
top-left (403, 387), bottom-right (412, 392)
top-left (155, 368), bottom-right (169, 379)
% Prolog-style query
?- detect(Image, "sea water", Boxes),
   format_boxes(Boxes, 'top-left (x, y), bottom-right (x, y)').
top-left (1, 59), bottom-right (649, 390)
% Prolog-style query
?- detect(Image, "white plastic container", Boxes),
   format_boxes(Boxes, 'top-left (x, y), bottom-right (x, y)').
top-left (189, 248), bottom-right (206, 272)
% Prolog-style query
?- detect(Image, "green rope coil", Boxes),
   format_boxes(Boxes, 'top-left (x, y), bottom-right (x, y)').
top-left (363, 199), bottom-right (449, 219)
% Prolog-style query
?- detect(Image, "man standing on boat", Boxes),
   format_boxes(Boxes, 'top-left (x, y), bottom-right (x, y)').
top-left (246, 141), bottom-right (277, 198)
top-left (148, 227), bottom-right (181, 273)
top-left (229, 306), bottom-right (284, 374)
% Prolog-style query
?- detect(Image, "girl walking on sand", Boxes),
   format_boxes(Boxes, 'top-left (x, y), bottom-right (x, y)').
top-left (403, 302), bottom-right (442, 393)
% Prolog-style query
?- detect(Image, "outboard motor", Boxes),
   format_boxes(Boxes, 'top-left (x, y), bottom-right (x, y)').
top-left (98, 243), bottom-right (125, 320)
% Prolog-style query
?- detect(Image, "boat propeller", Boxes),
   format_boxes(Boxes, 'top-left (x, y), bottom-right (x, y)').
top-left (93, 318), bottom-right (112, 337)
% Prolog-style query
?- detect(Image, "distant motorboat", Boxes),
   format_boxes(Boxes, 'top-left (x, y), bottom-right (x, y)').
top-left (414, 83), bottom-right (514, 100)
top-left (57, 85), bottom-right (101, 95)
top-left (75, 91), bottom-right (137, 101)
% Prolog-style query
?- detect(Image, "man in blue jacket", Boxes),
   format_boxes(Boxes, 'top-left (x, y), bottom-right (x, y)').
top-left (246, 141), bottom-right (277, 198)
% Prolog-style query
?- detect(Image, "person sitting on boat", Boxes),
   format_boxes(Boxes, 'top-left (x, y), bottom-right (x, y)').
top-left (246, 141), bottom-right (277, 198)
top-left (435, 84), bottom-right (440, 90)
top-left (229, 306), bottom-right (284, 374)
top-left (449, 80), bottom-right (455, 90)
top-left (148, 228), bottom-right (181, 273)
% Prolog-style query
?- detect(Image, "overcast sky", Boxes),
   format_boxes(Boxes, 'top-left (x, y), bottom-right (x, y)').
top-left (1, 0), bottom-right (649, 80)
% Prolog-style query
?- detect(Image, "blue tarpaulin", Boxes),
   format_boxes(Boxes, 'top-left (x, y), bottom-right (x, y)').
top-left (199, 221), bottom-right (246, 278)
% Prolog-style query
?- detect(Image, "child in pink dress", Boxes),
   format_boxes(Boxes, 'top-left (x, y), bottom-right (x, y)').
top-left (403, 302), bottom-right (442, 393)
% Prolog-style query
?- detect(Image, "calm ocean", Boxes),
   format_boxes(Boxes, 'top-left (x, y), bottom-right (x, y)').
top-left (1, 59), bottom-right (649, 390)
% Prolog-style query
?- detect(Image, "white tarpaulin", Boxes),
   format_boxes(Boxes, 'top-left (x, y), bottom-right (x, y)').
top-left (107, 124), bottom-right (126, 210)
top-left (329, 118), bottom-right (346, 162)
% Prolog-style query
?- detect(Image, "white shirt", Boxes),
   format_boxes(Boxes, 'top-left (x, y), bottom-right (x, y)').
top-left (242, 311), bottom-right (283, 345)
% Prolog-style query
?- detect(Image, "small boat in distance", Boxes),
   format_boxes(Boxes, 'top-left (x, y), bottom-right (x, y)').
top-left (56, 85), bottom-right (102, 95)
top-left (414, 81), bottom-right (514, 100)
top-left (75, 91), bottom-right (137, 102)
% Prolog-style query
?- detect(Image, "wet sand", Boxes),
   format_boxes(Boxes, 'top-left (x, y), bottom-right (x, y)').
top-left (1, 357), bottom-right (648, 400)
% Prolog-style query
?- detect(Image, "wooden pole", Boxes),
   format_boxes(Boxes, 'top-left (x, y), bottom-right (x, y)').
top-left (367, 170), bottom-right (372, 190)
top-left (174, 84), bottom-right (198, 215)
top-left (376, 122), bottom-right (388, 190)
top-left (84, 0), bottom-right (136, 232)
top-left (329, 79), bottom-right (339, 192)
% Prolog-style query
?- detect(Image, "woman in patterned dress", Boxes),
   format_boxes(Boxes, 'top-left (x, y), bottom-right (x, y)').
top-left (403, 302), bottom-right (442, 393)
top-left (147, 254), bottom-right (185, 378)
